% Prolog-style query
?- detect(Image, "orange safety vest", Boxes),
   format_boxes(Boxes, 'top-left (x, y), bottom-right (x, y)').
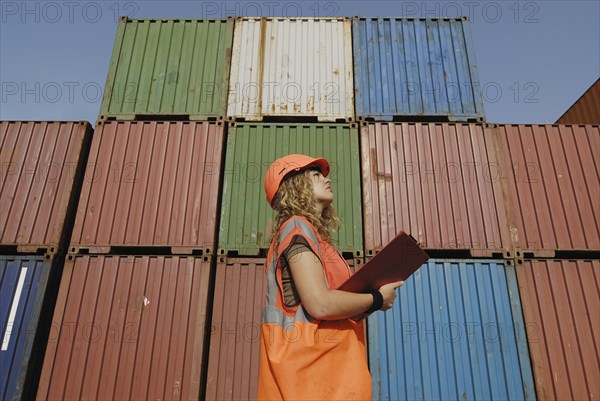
top-left (257, 216), bottom-right (372, 401)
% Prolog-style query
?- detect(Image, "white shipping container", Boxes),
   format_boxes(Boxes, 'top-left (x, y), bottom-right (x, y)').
top-left (227, 17), bottom-right (354, 121)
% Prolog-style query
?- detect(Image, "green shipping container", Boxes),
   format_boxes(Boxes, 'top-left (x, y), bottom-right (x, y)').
top-left (100, 18), bottom-right (234, 120)
top-left (219, 123), bottom-right (363, 257)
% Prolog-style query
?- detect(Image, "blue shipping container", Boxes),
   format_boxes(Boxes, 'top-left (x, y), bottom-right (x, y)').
top-left (367, 259), bottom-right (535, 401)
top-left (1, 256), bottom-right (51, 401)
top-left (353, 17), bottom-right (485, 122)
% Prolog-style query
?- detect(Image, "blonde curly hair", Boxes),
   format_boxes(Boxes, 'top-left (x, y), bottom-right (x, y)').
top-left (271, 168), bottom-right (340, 245)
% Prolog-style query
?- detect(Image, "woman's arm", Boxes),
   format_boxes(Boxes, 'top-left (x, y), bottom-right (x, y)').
top-left (288, 250), bottom-right (402, 320)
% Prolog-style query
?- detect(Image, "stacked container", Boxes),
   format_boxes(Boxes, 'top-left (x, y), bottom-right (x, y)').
top-left (493, 124), bottom-right (600, 400)
top-left (14, 14), bottom-right (597, 401)
top-left (36, 18), bottom-right (232, 401)
top-left (1, 121), bottom-right (93, 401)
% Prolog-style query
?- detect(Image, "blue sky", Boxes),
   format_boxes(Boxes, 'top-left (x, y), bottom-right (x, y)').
top-left (1, 0), bottom-right (599, 124)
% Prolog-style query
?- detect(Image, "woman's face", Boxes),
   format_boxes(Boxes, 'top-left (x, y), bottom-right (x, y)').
top-left (309, 169), bottom-right (333, 210)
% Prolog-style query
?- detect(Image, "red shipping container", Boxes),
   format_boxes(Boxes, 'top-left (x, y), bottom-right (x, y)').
top-left (0, 121), bottom-right (92, 256)
top-left (516, 259), bottom-right (600, 401)
top-left (37, 255), bottom-right (211, 401)
top-left (360, 122), bottom-right (513, 257)
top-left (493, 124), bottom-right (599, 255)
top-left (69, 121), bottom-right (224, 255)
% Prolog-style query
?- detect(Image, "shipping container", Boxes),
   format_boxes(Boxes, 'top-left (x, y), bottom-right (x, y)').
top-left (492, 124), bottom-right (600, 256)
top-left (368, 259), bottom-right (536, 401)
top-left (100, 18), bottom-right (234, 120)
top-left (1, 256), bottom-right (54, 401)
top-left (227, 17), bottom-right (354, 121)
top-left (205, 257), bottom-right (362, 401)
top-left (360, 122), bottom-right (512, 257)
top-left (556, 78), bottom-right (600, 124)
top-left (69, 121), bottom-right (224, 255)
top-left (0, 121), bottom-right (93, 256)
top-left (515, 259), bottom-right (599, 401)
top-left (36, 255), bottom-right (211, 401)
top-left (219, 122), bottom-right (363, 256)
top-left (205, 258), bottom-right (266, 401)
top-left (353, 17), bottom-right (485, 122)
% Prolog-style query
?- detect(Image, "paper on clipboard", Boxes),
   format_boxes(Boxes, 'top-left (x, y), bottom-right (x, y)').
top-left (337, 231), bottom-right (429, 293)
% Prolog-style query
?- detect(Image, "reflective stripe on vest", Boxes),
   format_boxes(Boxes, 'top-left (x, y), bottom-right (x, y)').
top-left (262, 217), bottom-right (322, 328)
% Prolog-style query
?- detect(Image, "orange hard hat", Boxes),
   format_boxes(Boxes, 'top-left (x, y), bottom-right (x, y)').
top-left (264, 154), bottom-right (330, 207)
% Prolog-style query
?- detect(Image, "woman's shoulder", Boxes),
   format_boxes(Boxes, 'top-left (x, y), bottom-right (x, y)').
top-left (278, 215), bottom-right (320, 241)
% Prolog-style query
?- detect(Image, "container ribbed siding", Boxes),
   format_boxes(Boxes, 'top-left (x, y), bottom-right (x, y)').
top-left (36, 255), bottom-right (211, 401)
top-left (0, 121), bottom-right (92, 256)
top-left (69, 121), bottom-right (224, 255)
top-left (556, 78), bottom-right (600, 124)
top-left (206, 257), bottom-right (361, 401)
top-left (515, 259), bottom-right (600, 401)
top-left (368, 259), bottom-right (536, 401)
top-left (353, 18), bottom-right (485, 122)
top-left (492, 124), bottom-right (600, 255)
top-left (218, 122), bottom-right (363, 257)
top-left (227, 17), bottom-right (354, 121)
top-left (360, 122), bottom-right (512, 257)
top-left (1, 256), bottom-right (52, 401)
top-left (206, 258), bottom-right (266, 401)
top-left (100, 18), bottom-right (234, 120)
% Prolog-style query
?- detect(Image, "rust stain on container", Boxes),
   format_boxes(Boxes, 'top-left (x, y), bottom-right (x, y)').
top-left (69, 121), bottom-right (224, 255)
top-left (0, 121), bottom-right (92, 255)
top-left (493, 124), bottom-right (599, 254)
top-left (206, 257), bottom-right (359, 400)
top-left (516, 259), bottom-right (600, 401)
top-left (556, 78), bottom-right (600, 124)
top-left (360, 122), bottom-right (512, 256)
top-left (36, 255), bottom-right (211, 401)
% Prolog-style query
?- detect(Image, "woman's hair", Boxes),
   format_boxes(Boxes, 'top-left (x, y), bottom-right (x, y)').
top-left (271, 168), bottom-right (340, 245)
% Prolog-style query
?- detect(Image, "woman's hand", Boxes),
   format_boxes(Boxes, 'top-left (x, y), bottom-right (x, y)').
top-left (378, 281), bottom-right (404, 311)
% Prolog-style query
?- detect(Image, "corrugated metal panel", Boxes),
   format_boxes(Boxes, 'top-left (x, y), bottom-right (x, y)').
top-left (100, 18), bottom-right (234, 120)
top-left (368, 259), bottom-right (536, 401)
top-left (36, 255), bottom-right (211, 401)
top-left (353, 17), bottom-right (485, 122)
top-left (206, 257), bottom-right (266, 401)
top-left (227, 17), bottom-right (354, 121)
top-left (361, 122), bottom-right (512, 256)
top-left (516, 259), bottom-right (599, 401)
top-left (556, 78), bottom-right (600, 124)
top-left (219, 122), bottom-right (363, 256)
top-left (0, 121), bottom-right (92, 256)
top-left (206, 257), bottom-right (360, 401)
top-left (493, 124), bottom-right (600, 255)
top-left (69, 121), bottom-right (224, 255)
top-left (1, 256), bottom-right (52, 401)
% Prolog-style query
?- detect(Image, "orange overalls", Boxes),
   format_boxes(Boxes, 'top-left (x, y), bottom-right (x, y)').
top-left (257, 216), bottom-right (372, 400)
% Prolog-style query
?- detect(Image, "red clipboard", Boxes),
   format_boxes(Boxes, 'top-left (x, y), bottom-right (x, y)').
top-left (337, 231), bottom-right (429, 293)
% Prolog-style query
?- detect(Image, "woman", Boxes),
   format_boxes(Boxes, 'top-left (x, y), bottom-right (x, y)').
top-left (258, 154), bottom-right (403, 400)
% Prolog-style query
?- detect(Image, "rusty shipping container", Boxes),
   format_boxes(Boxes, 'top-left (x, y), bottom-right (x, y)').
top-left (556, 78), bottom-right (600, 124)
top-left (360, 122), bottom-right (512, 257)
top-left (516, 259), bottom-right (599, 401)
top-left (0, 121), bottom-right (92, 256)
top-left (219, 122), bottom-right (363, 257)
top-left (100, 18), bottom-right (234, 120)
top-left (36, 255), bottom-right (211, 401)
top-left (206, 257), bottom-right (362, 401)
top-left (227, 17), bottom-right (354, 121)
top-left (69, 121), bottom-right (224, 255)
top-left (353, 17), bottom-right (485, 122)
top-left (492, 124), bottom-right (600, 255)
